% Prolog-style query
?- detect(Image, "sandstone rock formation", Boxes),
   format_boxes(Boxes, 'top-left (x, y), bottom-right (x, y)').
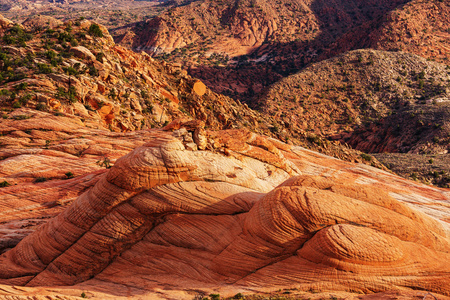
top-left (0, 15), bottom-right (270, 136)
top-left (0, 15), bottom-right (384, 172)
top-left (0, 121), bottom-right (449, 299)
top-left (1, 9), bottom-right (450, 300)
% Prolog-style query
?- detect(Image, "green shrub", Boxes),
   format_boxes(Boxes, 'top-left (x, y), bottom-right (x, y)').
top-left (36, 103), bottom-right (47, 111)
top-left (97, 157), bottom-right (112, 168)
top-left (3, 24), bottom-right (33, 46)
top-left (306, 134), bottom-right (322, 146)
top-left (45, 50), bottom-right (57, 60)
top-left (269, 125), bottom-right (279, 133)
top-left (64, 66), bottom-right (78, 76)
top-left (418, 70), bottom-right (425, 79)
top-left (55, 86), bottom-right (77, 103)
top-left (88, 65), bottom-right (99, 76)
top-left (37, 63), bottom-right (53, 74)
top-left (141, 90), bottom-right (149, 99)
top-left (13, 115), bottom-right (31, 120)
top-left (209, 294), bottom-right (220, 300)
top-left (0, 181), bottom-right (10, 188)
top-left (34, 177), bottom-right (48, 183)
top-left (418, 79), bottom-right (424, 89)
top-left (88, 24), bottom-right (104, 38)
top-left (360, 153), bottom-right (372, 161)
top-left (0, 89), bottom-right (11, 96)
top-left (50, 55), bottom-right (63, 67)
top-left (70, 38), bottom-right (79, 47)
top-left (20, 93), bottom-right (33, 104)
top-left (15, 82), bottom-right (28, 91)
top-left (108, 88), bottom-right (117, 100)
top-left (95, 52), bottom-right (104, 62)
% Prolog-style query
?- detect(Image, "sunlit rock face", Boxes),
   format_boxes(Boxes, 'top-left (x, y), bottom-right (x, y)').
top-left (0, 125), bottom-right (449, 299)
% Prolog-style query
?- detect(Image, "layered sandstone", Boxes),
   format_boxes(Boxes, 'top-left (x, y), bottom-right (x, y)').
top-left (0, 121), bottom-right (449, 299)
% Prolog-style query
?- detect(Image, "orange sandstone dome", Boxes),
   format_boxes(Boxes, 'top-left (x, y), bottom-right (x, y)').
top-left (0, 121), bottom-right (449, 299)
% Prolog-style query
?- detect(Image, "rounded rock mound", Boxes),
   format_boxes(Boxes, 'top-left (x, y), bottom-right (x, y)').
top-left (0, 128), bottom-right (448, 298)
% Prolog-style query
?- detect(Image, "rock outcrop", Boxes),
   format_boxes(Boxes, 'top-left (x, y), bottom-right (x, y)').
top-left (0, 15), bottom-right (386, 172)
top-left (0, 121), bottom-right (449, 299)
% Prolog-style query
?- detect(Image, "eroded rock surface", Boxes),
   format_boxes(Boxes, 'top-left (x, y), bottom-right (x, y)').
top-left (0, 123), bottom-right (449, 299)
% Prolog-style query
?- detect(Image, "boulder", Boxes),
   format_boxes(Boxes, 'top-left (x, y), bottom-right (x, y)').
top-left (0, 14), bottom-right (12, 34)
top-left (69, 46), bottom-right (96, 61)
top-left (193, 80), bottom-right (207, 96)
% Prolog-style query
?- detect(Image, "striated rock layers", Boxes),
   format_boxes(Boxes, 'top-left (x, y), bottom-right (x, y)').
top-left (0, 123), bottom-right (449, 298)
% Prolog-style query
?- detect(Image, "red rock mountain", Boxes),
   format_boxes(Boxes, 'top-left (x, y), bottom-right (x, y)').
top-left (116, 0), bottom-right (416, 99)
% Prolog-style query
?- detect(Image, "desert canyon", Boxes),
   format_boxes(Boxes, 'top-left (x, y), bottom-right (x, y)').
top-left (0, 1), bottom-right (449, 299)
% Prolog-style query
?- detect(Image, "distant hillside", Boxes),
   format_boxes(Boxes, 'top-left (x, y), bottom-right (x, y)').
top-left (257, 49), bottom-right (450, 155)
top-left (0, 0), bottom-right (161, 29)
top-left (115, 0), bottom-right (412, 99)
top-left (325, 0), bottom-right (450, 64)
top-left (256, 48), bottom-right (450, 187)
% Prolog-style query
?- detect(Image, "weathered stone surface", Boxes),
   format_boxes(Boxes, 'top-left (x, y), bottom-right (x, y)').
top-left (69, 46), bottom-right (96, 61)
top-left (21, 15), bottom-right (62, 30)
top-left (0, 124), bottom-right (449, 299)
top-left (0, 14), bottom-right (12, 34)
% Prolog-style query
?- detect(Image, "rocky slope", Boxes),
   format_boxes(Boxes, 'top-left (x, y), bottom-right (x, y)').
top-left (0, 119), bottom-right (449, 299)
top-left (326, 0), bottom-right (450, 65)
top-left (116, 0), bottom-right (412, 99)
top-left (373, 153), bottom-right (450, 188)
top-left (0, 0), bottom-right (163, 35)
top-left (256, 48), bottom-right (450, 187)
top-left (0, 14), bottom-right (386, 169)
top-left (257, 49), bottom-right (450, 154)
top-left (0, 15), bottom-right (268, 135)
